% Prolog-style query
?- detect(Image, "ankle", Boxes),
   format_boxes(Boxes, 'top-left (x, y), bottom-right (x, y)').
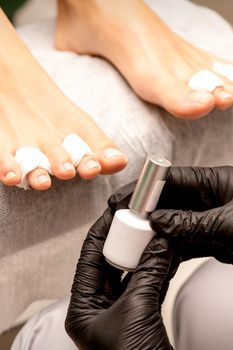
top-left (55, 0), bottom-right (114, 54)
top-left (56, 0), bottom-right (104, 51)
top-left (56, 0), bottom-right (99, 25)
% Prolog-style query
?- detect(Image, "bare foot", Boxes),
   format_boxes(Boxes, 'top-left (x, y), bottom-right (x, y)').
top-left (56, 0), bottom-right (233, 119)
top-left (0, 9), bottom-right (127, 190)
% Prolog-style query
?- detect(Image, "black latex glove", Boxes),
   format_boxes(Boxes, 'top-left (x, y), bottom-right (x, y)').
top-left (65, 166), bottom-right (233, 350)
top-left (150, 166), bottom-right (233, 264)
top-left (65, 182), bottom-right (177, 350)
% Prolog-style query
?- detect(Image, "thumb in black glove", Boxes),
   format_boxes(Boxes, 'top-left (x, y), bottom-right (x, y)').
top-left (150, 166), bottom-right (233, 264)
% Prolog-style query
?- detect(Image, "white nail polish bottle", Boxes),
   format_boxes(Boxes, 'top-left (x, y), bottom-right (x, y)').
top-left (103, 155), bottom-right (171, 271)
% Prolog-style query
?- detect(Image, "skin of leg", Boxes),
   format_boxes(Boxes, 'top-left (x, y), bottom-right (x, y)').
top-left (0, 9), bottom-right (127, 190)
top-left (173, 259), bottom-right (233, 350)
top-left (55, 0), bottom-right (233, 119)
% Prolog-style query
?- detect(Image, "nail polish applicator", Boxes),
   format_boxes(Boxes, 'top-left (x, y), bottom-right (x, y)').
top-left (103, 155), bottom-right (171, 271)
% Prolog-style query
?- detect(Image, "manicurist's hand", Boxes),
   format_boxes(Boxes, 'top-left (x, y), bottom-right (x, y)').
top-left (65, 166), bottom-right (233, 350)
top-left (65, 182), bottom-right (176, 350)
top-left (150, 166), bottom-right (233, 264)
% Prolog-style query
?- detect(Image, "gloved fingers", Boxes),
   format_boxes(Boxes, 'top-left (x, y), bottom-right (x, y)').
top-left (66, 206), bottom-right (124, 348)
top-left (122, 236), bottom-right (177, 299)
top-left (69, 179), bottom-right (143, 314)
top-left (158, 166), bottom-right (233, 210)
top-left (180, 241), bottom-right (233, 263)
top-left (67, 226), bottom-right (175, 350)
top-left (105, 236), bottom-right (176, 350)
top-left (150, 205), bottom-right (233, 249)
top-left (72, 207), bottom-right (122, 304)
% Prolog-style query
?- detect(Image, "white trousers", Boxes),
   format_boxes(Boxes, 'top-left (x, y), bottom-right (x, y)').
top-left (11, 299), bottom-right (76, 350)
top-left (174, 259), bottom-right (233, 350)
top-left (12, 259), bottom-right (233, 350)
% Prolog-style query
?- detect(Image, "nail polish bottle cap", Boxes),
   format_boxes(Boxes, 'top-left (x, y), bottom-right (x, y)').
top-left (128, 155), bottom-right (171, 217)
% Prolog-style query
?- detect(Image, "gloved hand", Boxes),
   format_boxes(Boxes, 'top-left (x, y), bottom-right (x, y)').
top-left (150, 166), bottom-right (233, 264)
top-left (65, 166), bottom-right (233, 350)
top-left (65, 182), bottom-right (177, 350)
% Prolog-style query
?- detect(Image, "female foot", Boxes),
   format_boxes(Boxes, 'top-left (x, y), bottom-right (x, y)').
top-left (56, 0), bottom-right (233, 119)
top-left (0, 9), bottom-right (127, 190)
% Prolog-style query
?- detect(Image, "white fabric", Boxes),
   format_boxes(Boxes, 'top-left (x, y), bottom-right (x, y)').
top-left (15, 146), bottom-right (52, 190)
top-left (61, 133), bottom-right (92, 167)
top-left (15, 134), bottom-right (92, 189)
top-left (188, 69), bottom-right (224, 92)
top-left (11, 299), bottom-right (76, 350)
top-left (174, 259), bottom-right (233, 350)
top-left (213, 62), bottom-right (233, 82)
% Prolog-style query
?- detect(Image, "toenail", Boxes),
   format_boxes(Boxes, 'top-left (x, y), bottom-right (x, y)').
top-left (37, 174), bottom-right (50, 184)
top-left (188, 91), bottom-right (212, 104)
top-left (62, 162), bottom-right (75, 172)
top-left (218, 91), bottom-right (232, 100)
top-left (85, 159), bottom-right (101, 169)
top-left (102, 148), bottom-right (125, 159)
top-left (5, 171), bottom-right (17, 181)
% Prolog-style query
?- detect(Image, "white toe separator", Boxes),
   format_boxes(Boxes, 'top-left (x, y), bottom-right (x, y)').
top-left (15, 134), bottom-right (92, 190)
top-left (15, 146), bottom-right (52, 190)
top-left (188, 69), bottom-right (224, 92)
top-left (213, 62), bottom-right (233, 83)
top-left (62, 133), bottom-right (93, 167)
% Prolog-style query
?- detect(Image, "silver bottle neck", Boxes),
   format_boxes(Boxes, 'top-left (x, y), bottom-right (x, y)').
top-left (128, 155), bottom-right (171, 217)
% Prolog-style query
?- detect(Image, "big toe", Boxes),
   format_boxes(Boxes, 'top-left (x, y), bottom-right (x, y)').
top-left (96, 146), bottom-right (128, 174)
top-left (212, 87), bottom-right (233, 110)
top-left (162, 83), bottom-right (215, 119)
top-left (78, 130), bottom-right (128, 175)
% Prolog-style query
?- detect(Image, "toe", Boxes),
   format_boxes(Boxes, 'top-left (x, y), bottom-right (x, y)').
top-left (77, 121), bottom-right (128, 174)
top-left (96, 147), bottom-right (128, 174)
top-left (77, 155), bottom-right (101, 180)
top-left (27, 168), bottom-right (51, 190)
top-left (0, 153), bottom-right (21, 186)
top-left (224, 82), bottom-right (233, 95)
top-left (163, 83), bottom-right (215, 119)
top-left (41, 142), bottom-right (76, 180)
top-left (213, 87), bottom-right (233, 110)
